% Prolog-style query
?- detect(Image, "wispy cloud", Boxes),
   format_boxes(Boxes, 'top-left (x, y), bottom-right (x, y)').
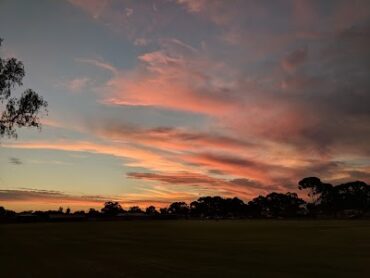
top-left (3, 140), bottom-right (192, 173)
top-left (0, 188), bottom-right (110, 204)
top-left (76, 58), bottom-right (118, 75)
top-left (66, 77), bottom-right (90, 92)
top-left (127, 171), bottom-right (266, 199)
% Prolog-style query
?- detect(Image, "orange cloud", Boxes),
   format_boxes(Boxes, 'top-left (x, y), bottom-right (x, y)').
top-left (0, 188), bottom-right (186, 211)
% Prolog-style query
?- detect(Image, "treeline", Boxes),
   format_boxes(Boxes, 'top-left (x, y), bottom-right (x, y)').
top-left (1, 177), bottom-right (370, 222)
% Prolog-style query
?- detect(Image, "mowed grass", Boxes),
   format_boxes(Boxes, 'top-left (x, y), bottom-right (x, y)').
top-left (1, 220), bottom-right (370, 277)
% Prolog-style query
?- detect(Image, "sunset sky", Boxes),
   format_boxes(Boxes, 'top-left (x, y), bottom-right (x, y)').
top-left (1, 0), bottom-right (370, 211)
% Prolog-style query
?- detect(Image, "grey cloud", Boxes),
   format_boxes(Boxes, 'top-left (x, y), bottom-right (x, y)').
top-left (281, 47), bottom-right (308, 72)
top-left (0, 188), bottom-right (114, 203)
top-left (9, 157), bottom-right (23, 165)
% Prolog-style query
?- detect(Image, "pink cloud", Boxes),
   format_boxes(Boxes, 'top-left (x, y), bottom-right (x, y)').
top-left (182, 152), bottom-right (279, 184)
top-left (103, 39), bottom-right (239, 115)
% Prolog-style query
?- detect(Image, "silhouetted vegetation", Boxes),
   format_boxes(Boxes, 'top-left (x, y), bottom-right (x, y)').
top-left (0, 38), bottom-right (47, 138)
top-left (0, 206), bottom-right (16, 218)
top-left (1, 177), bottom-right (370, 223)
top-left (145, 205), bottom-right (159, 215)
top-left (101, 201), bottom-right (125, 216)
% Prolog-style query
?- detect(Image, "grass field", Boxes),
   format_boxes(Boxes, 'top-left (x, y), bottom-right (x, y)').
top-left (1, 220), bottom-right (370, 277)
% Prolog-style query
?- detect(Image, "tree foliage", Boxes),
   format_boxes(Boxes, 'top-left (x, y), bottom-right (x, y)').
top-left (299, 177), bottom-right (370, 216)
top-left (248, 192), bottom-right (305, 218)
top-left (101, 201), bottom-right (124, 216)
top-left (145, 206), bottom-right (158, 215)
top-left (0, 38), bottom-right (47, 138)
top-left (128, 206), bottom-right (143, 213)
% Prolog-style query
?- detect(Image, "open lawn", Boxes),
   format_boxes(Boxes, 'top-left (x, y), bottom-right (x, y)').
top-left (1, 220), bottom-right (370, 277)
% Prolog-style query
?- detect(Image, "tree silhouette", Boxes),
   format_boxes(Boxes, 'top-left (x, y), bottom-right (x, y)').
top-left (298, 177), bottom-right (337, 215)
top-left (159, 207), bottom-right (169, 215)
top-left (0, 206), bottom-right (16, 218)
top-left (128, 206), bottom-right (143, 213)
top-left (224, 197), bottom-right (245, 217)
top-left (145, 205), bottom-right (158, 215)
top-left (0, 38), bottom-right (47, 138)
top-left (248, 192), bottom-right (305, 218)
top-left (168, 202), bottom-right (189, 216)
top-left (299, 178), bottom-right (370, 216)
top-left (333, 181), bottom-right (370, 213)
top-left (191, 196), bottom-right (226, 218)
top-left (298, 177), bottom-right (333, 201)
top-left (87, 208), bottom-right (100, 217)
top-left (101, 201), bottom-right (124, 216)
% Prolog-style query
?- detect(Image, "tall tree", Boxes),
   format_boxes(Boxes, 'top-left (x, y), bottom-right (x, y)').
top-left (298, 177), bottom-right (333, 204)
top-left (145, 206), bottom-right (158, 215)
top-left (333, 181), bottom-right (370, 213)
top-left (168, 202), bottom-right (189, 215)
top-left (248, 192), bottom-right (305, 218)
top-left (0, 38), bottom-right (47, 138)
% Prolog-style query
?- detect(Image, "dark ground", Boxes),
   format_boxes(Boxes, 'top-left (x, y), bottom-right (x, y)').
top-left (1, 220), bottom-right (370, 277)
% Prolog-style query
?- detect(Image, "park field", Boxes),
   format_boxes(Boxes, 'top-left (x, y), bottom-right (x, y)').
top-left (1, 220), bottom-right (370, 277)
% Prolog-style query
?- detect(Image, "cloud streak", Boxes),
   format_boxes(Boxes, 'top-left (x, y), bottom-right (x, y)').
top-left (127, 171), bottom-right (270, 198)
